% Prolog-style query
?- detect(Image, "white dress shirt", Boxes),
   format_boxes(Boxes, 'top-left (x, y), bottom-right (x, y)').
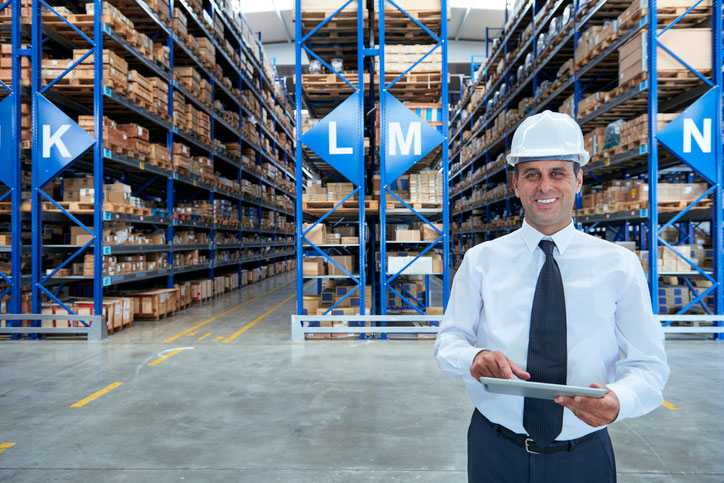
top-left (434, 219), bottom-right (669, 440)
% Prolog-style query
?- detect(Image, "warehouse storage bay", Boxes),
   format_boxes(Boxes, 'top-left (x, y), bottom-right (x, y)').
top-left (0, 1), bottom-right (723, 481)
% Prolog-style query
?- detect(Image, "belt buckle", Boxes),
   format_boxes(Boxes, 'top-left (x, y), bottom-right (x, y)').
top-left (524, 438), bottom-right (541, 454)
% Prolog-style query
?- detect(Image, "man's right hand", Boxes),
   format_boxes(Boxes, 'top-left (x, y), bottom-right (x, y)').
top-left (470, 350), bottom-right (531, 381)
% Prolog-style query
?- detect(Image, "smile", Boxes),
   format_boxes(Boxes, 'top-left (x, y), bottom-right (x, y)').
top-left (536, 198), bottom-right (557, 205)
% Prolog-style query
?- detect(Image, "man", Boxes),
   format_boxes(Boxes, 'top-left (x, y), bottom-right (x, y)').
top-left (434, 111), bottom-right (669, 482)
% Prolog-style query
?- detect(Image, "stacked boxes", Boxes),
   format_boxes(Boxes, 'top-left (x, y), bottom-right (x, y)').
top-left (73, 49), bottom-right (128, 88)
top-left (618, 28), bottom-right (712, 86)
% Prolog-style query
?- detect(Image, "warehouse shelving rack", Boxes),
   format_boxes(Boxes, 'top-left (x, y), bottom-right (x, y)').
top-left (294, 0), bottom-right (368, 335)
top-left (378, 0), bottom-right (450, 326)
top-left (1, 0), bottom-right (297, 338)
top-left (447, 0), bottom-right (724, 337)
top-left (293, 0), bottom-right (450, 340)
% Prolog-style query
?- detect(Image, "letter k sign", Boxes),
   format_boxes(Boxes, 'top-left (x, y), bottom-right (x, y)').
top-left (301, 93), bottom-right (361, 186)
top-left (36, 94), bottom-right (95, 187)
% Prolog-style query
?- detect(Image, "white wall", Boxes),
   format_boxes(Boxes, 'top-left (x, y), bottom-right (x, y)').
top-left (263, 40), bottom-right (485, 67)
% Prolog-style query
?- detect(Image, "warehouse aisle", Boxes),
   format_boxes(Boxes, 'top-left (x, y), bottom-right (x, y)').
top-left (0, 277), bottom-right (723, 482)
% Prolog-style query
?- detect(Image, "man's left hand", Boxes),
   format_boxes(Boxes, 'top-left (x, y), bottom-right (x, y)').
top-left (554, 383), bottom-right (620, 427)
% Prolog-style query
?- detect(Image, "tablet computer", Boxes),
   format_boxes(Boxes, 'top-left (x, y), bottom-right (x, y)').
top-left (479, 377), bottom-right (608, 400)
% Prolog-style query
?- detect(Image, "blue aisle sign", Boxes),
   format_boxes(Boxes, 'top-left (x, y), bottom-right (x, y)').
top-left (37, 94), bottom-right (95, 187)
top-left (384, 93), bottom-right (444, 183)
top-left (658, 86), bottom-right (720, 184)
top-left (0, 95), bottom-right (15, 189)
top-left (301, 93), bottom-right (361, 186)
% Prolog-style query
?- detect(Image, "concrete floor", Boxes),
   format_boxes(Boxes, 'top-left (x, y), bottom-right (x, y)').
top-left (0, 272), bottom-right (723, 482)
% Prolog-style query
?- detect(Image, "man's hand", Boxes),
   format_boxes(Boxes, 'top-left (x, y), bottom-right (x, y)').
top-left (554, 383), bottom-right (620, 427)
top-left (470, 350), bottom-right (531, 381)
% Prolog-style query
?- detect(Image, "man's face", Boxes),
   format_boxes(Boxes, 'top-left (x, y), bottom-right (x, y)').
top-left (513, 160), bottom-right (583, 235)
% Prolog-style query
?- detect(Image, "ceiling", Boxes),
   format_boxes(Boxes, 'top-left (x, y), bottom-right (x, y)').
top-left (240, 2), bottom-right (508, 61)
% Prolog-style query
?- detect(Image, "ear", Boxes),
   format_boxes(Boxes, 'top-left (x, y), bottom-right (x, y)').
top-left (512, 170), bottom-right (520, 198)
top-left (575, 168), bottom-right (583, 195)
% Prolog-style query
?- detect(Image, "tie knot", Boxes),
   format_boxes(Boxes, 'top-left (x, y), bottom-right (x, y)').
top-left (539, 239), bottom-right (556, 256)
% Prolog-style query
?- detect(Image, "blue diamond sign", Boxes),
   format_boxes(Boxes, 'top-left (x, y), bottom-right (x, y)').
top-left (37, 94), bottom-right (96, 187)
top-left (301, 93), bottom-right (362, 186)
top-left (658, 86), bottom-right (720, 184)
top-left (383, 93), bottom-right (444, 184)
top-left (0, 95), bottom-right (16, 189)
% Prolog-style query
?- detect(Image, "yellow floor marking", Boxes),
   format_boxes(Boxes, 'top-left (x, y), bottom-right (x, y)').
top-left (663, 400), bottom-right (681, 410)
top-left (223, 294), bottom-right (296, 343)
top-left (70, 382), bottom-right (124, 408)
top-left (198, 332), bottom-right (212, 341)
top-left (148, 349), bottom-right (183, 366)
top-left (187, 332), bottom-right (197, 337)
top-left (0, 443), bottom-right (15, 454)
top-left (213, 336), bottom-right (224, 342)
top-left (163, 281), bottom-right (292, 343)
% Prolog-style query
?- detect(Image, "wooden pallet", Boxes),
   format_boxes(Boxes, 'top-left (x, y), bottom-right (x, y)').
top-left (303, 198), bottom-right (379, 216)
top-left (386, 201), bottom-right (443, 211)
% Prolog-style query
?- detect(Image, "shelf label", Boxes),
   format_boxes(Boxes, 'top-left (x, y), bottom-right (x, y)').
top-left (173, 126), bottom-right (178, 133)
top-left (193, 179), bottom-right (197, 186)
top-left (639, 144), bottom-right (648, 155)
top-left (103, 23), bottom-right (111, 35)
top-left (639, 80), bottom-right (647, 92)
top-left (103, 277), bottom-right (111, 286)
top-left (604, 157), bottom-right (610, 167)
top-left (639, 16), bottom-right (647, 28)
top-left (139, 161), bottom-right (145, 170)
top-left (173, 219), bottom-right (178, 226)
top-left (103, 148), bottom-right (112, 158)
top-left (103, 246), bottom-right (111, 255)
top-left (173, 79), bottom-right (178, 88)
top-left (103, 211), bottom-right (111, 221)
top-left (173, 173), bottom-right (178, 179)
top-left (103, 86), bottom-right (111, 97)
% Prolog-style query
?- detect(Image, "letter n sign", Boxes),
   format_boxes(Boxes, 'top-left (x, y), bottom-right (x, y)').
top-left (384, 93), bottom-right (444, 183)
top-left (301, 93), bottom-right (362, 186)
top-left (658, 86), bottom-right (720, 184)
top-left (36, 94), bottom-right (95, 187)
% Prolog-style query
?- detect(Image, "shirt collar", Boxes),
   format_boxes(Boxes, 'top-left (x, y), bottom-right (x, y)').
top-left (519, 219), bottom-right (576, 255)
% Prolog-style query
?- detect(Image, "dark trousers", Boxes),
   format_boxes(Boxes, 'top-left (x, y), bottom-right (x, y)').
top-left (468, 409), bottom-right (616, 483)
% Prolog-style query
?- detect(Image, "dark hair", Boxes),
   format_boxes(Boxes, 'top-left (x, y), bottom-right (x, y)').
top-left (513, 162), bottom-right (581, 180)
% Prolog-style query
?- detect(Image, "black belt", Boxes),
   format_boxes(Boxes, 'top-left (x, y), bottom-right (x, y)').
top-left (476, 409), bottom-right (600, 454)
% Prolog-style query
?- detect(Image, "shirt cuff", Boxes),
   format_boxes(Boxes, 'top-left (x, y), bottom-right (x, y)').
top-left (460, 346), bottom-right (486, 385)
top-left (606, 381), bottom-right (637, 423)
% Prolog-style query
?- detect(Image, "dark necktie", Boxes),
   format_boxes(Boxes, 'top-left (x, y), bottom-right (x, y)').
top-left (523, 239), bottom-right (567, 446)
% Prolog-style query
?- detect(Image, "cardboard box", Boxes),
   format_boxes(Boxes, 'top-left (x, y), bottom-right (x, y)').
top-left (422, 223), bottom-right (443, 241)
top-left (329, 255), bottom-right (354, 276)
top-left (302, 223), bottom-right (326, 245)
top-left (396, 229), bottom-right (421, 242)
top-left (70, 226), bottom-right (94, 245)
top-left (303, 259), bottom-right (325, 276)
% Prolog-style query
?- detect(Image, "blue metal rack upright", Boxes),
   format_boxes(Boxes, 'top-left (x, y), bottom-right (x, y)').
top-left (378, 0), bottom-right (450, 331)
top-left (0, 0), bottom-right (24, 329)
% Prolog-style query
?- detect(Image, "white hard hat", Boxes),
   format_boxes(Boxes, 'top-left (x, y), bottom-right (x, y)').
top-left (506, 110), bottom-right (590, 166)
